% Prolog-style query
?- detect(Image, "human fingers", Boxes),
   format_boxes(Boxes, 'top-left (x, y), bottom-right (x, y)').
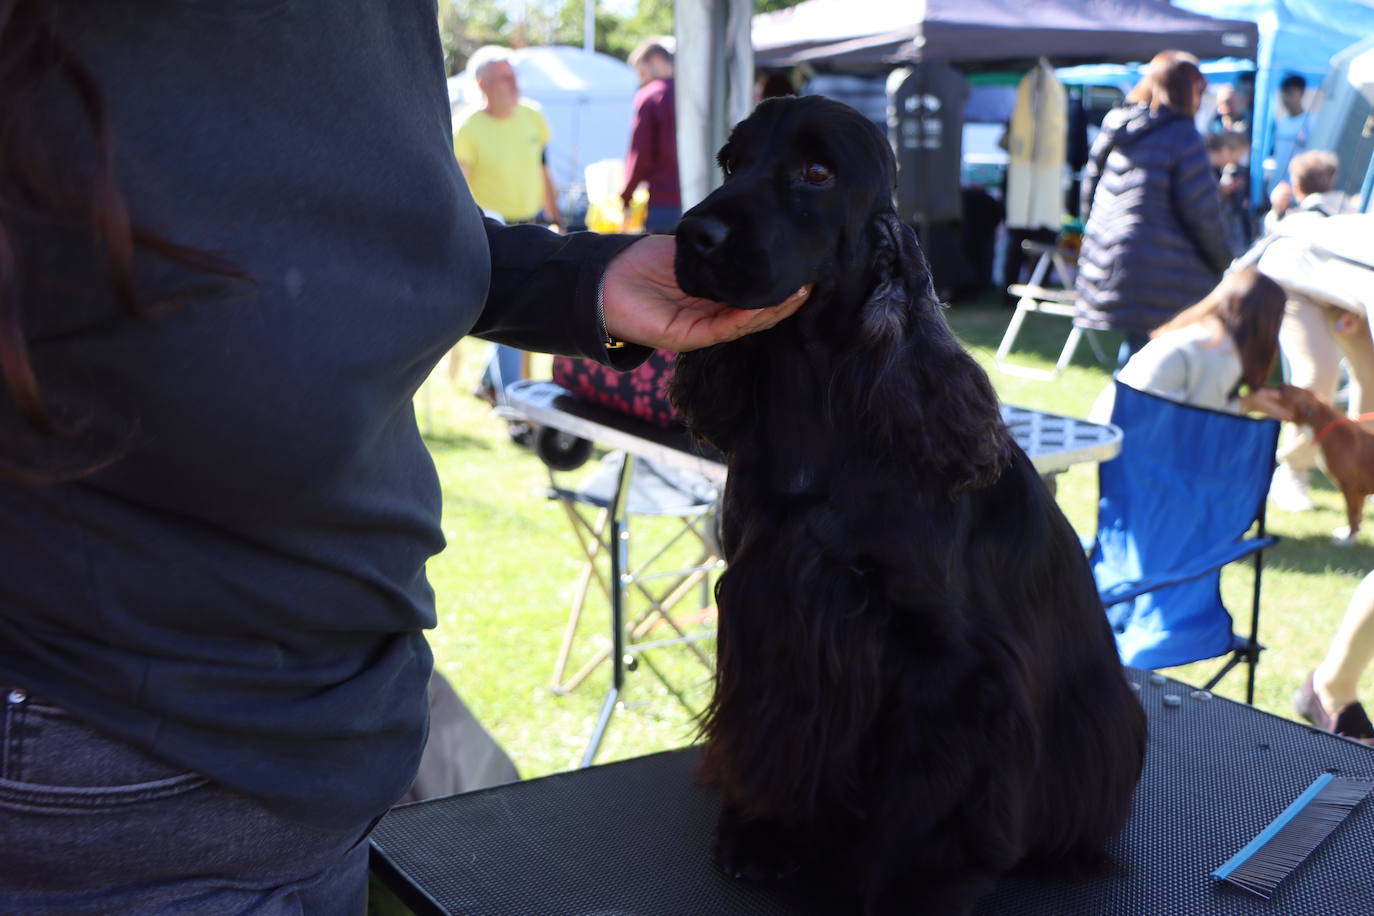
top-left (733, 284), bottom-right (812, 333)
top-left (1245, 388), bottom-right (1291, 420)
top-left (699, 284), bottom-right (812, 343)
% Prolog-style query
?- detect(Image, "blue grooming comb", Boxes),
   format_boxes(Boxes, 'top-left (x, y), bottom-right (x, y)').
top-left (1213, 773), bottom-right (1374, 899)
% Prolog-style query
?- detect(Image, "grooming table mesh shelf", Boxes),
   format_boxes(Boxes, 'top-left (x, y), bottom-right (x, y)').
top-left (502, 380), bottom-right (1122, 481)
top-left (371, 670), bottom-right (1374, 915)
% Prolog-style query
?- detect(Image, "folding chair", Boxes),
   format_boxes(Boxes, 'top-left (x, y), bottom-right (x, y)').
top-left (545, 450), bottom-right (721, 706)
top-left (994, 238), bottom-right (1086, 381)
top-left (1090, 381), bottom-right (1281, 704)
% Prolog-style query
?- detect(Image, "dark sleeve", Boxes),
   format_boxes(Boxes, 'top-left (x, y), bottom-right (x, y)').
top-left (1079, 126), bottom-right (1112, 222)
top-left (471, 219), bottom-right (651, 370)
top-left (1170, 131), bottom-right (1234, 274)
top-left (621, 95), bottom-right (653, 206)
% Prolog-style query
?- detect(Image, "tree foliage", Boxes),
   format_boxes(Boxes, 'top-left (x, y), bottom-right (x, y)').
top-left (439, 0), bottom-right (803, 75)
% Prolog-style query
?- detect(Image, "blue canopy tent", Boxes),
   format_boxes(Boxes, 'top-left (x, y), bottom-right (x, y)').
top-left (1174, 0), bottom-right (1374, 206)
top-left (1303, 36), bottom-right (1374, 213)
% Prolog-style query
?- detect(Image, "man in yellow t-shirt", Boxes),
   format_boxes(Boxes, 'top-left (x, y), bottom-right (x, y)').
top-left (454, 47), bottom-right (562, 228)
top-left (452, 46), bottom-right (562, 414)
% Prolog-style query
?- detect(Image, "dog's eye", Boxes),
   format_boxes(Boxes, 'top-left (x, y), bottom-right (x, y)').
top-left (801, 162), bottom-right (834, 185)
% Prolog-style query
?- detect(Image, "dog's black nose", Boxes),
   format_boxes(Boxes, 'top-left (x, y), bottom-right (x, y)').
top-left (678, 216), bottom-right (730, 257)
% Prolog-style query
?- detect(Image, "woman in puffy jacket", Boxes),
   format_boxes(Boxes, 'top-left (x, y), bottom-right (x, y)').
top-left (1076, 51), bottom-right (1233, 365)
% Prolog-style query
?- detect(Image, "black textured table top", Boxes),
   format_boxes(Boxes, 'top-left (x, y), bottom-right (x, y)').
top-left (371, 671), bottom-right (1374, 915)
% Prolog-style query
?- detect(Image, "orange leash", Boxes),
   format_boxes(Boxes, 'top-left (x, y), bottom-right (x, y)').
top-left (1314, 412), bottom-right (1374, 444)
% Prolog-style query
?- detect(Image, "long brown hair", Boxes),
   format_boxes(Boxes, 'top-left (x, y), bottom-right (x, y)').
top-left (0, 0), bottom-right (242, 481)
top-left (1126, 50), bottom-right (1205, 116)
top-left (1152, 267), bottom-right (1286, 392)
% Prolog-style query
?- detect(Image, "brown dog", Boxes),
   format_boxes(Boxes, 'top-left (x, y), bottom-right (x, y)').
top-left (1275, 384), bottom-right (1374, 544)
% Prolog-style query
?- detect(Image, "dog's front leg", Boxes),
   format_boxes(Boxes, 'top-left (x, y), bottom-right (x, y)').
top-left (1332, 482), bottom-right (1366, 545)
top-left (713, 803), bottom-right (804, 883)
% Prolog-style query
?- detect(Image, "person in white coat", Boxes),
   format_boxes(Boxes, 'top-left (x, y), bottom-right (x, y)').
top-left (1259, 151), bottom-right (1373, 511)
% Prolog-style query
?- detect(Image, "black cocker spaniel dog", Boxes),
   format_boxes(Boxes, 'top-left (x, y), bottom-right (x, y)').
top-left (670, 96), bottom-right (1147, 915)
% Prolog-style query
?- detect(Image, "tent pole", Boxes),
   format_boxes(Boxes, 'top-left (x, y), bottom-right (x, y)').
top-left (1361, 150), bottom-right (1374, 213)
top-left (1249, 9), bottom-right (1282, 209)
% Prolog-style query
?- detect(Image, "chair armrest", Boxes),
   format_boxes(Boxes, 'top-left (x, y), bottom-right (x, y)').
top-left (1008, 284), bottom-right (1079, 304)
top-left (1098, 536), bottom-right (1278, 606)
top-left (1020, 239), bottom-right (1060, 257)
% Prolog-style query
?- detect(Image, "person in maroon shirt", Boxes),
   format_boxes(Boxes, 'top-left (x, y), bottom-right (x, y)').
top-left (622, 40), bottom-right (681, 234)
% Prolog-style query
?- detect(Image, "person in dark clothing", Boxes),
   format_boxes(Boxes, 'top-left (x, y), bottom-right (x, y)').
top-left (621, 40), bottom-right (681, 234)
top-left (1207, 131), bottom-right (1255, 256)
top-left (1075, 50), bottom-right (1233, 365)
top-left (1208, 82), bottom-right (1250, 136)
top-left (0, 4), bottom-right (808, 913)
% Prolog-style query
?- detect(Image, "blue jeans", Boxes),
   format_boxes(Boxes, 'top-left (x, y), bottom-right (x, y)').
top-left (645, 204), bottom-right (681, 235)
top-left (0, 686), bottom-right (372, 915)
top-left (480, 344), bottom-right (524, 400)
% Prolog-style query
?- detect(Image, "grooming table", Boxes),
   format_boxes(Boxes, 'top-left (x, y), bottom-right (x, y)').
top-left (502, 380), bottom-right (1122, 479)
top-left (370, 670), bottom-right (1374, 915)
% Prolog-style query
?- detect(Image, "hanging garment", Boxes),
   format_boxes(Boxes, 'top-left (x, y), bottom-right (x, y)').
top-left (1006, 59), bottom-right (1067, 232)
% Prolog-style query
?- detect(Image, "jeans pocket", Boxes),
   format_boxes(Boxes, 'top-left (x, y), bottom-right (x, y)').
top-left (0, 686), bottom-right (208, 814)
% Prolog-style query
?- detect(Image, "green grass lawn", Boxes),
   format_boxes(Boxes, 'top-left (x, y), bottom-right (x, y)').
top-left (420, 297), bottom-right (1374, 783)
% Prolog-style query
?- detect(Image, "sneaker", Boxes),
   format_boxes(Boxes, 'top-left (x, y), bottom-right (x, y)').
top-left (1270, 465), bottom-right (1314, 512)
top-left (1295, 672), bottom-right (1336, 731)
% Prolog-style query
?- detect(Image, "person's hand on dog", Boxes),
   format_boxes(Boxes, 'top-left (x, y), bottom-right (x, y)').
top-left (1241, 386), bottom-right (1292, 421)
top-left (601, 235), bottom-right (810, 352)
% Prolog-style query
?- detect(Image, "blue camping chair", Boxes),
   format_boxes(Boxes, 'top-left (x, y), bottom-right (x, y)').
top-left (1091, 381), bottom-right (1280, 703)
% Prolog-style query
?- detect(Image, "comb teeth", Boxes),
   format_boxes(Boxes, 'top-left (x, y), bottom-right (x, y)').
top-left (1213, 774), bottom-right (1374, 899)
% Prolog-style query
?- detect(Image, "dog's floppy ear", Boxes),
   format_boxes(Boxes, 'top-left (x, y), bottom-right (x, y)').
top-left (857, 211), bottom-right (936, 346)
top-left (842, 209), bottom-right (1012, 496)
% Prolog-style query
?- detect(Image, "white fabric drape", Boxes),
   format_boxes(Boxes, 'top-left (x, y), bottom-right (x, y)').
top-left (1005, 58), bottom-right (1066, 232)
top-left (675, 0), bottom-right (755, 211)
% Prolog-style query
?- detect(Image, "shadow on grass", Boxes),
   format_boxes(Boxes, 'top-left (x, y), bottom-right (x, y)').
top-left (423, 430), bottom-right (493, 452)
top-left (947, 293), bottom-right (1121, 372)
top-left (1267, 535), bottom-right (1374, 577)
